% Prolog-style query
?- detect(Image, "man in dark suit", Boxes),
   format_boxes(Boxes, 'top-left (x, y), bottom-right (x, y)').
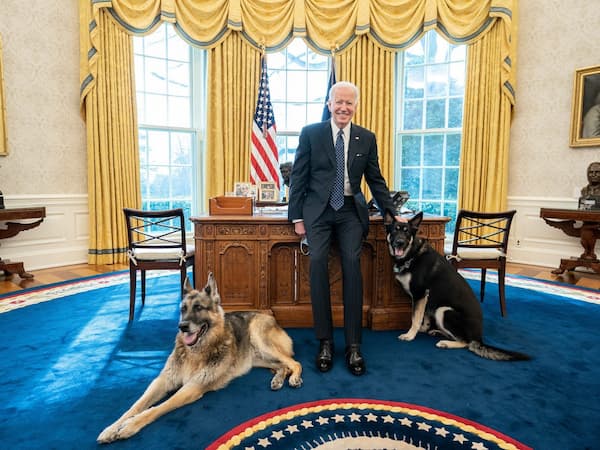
top-left (288, 81), bottom-right (398, 376)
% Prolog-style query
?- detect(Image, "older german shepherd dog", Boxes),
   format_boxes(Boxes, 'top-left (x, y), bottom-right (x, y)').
top-left (384, 211), bottom-right (530, 361)
top-left (97, 272), bottom-right (303, 443)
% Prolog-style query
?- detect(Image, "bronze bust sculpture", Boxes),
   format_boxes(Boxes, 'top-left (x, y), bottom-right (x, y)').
top-left (579, 161), bottom-right (600, 209)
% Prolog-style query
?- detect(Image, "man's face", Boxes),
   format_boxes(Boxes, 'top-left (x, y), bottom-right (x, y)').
top-left (588, 163), bottom-right (600, 184)
top-left (327, 86), bottom-right (357, 129)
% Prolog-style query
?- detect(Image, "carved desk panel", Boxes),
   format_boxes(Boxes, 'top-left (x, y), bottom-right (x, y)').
top-left (191, 213), bottom-right (449, 330)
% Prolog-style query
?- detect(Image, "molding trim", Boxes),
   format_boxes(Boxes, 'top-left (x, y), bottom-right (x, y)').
top-left (0, 194), bottom-right (593, 273)
top-left (0, 194), bottom-right (89, 271)
top-left (507, 196), bottom-right (591, 269)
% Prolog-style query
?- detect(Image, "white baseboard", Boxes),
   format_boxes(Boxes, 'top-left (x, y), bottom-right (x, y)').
top-left (507, 196), bottom-right (593, 269)
top-left (1, 194), bottom-right (89, 271)
top-left (1, 194), bottom-right (595, 272)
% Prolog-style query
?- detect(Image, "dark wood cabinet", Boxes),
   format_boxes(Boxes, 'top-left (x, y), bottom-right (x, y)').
top-left (191, 213), bottom-right (449, 330)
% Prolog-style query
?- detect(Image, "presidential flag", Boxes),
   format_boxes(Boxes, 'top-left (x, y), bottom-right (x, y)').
top-left (321, 59), bottom-right (337, 121)
top-left (250, 55), bottom-right (279, 189)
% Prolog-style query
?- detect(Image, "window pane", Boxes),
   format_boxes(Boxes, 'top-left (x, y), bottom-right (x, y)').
top-left (171, 166), bottom-right (192, 197)
top-left (145, 94), bottom-right (168, 125)
top-left (446, 134), bottom-right (461, 165)
top-left (148, 130), bottom-right (169, 165)
top-left (287, 103), bottom-right (307, 131)
top-left (148, 166), bottom-right (170, 197)
top-left (423, 135), bottom-right (443, 166)
top-left (144, 30), bottom-right (166, 59)
top-left (403, 100), bottom-right (423, 129)
top-left (287, 72), bottom-right (307, 102)
top-left (168, 61), bottom-right (190, 96)
top-left (425, 99), bottom-right (445, 129)
top-left (444, 168), bottom-right (459, 200)
top-left (401, 135), bottom-right (421, 165)
top-left (145, 57), bottom-right (167, 94)
top-left (449, 62), bottom-right (465, 95)
top-left (423, 168), bottom-right (442, 199)
top-left (171, 132), bottom-right (192, 165)
top-left (404, 66), bottom-right (424, 99)
top-left (405, 41), bottom-right (424, 65)
top-left (401, 168), bottom-right (421, 196)
top-left (426, 65), bottom-right (447, 97)
top-left (168, 96), bottom-right (190, 127)
top-left (448, 98), bottom-right (463, 128)
top-left (167, 28), bottom-right (189, 62)
top-left (286, 40), bottom-right (307, 70)
top-left (426, 33), bottom-right (449, 63)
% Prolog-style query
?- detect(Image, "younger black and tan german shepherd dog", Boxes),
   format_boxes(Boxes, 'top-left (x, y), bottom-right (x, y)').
top-left (97, 272), bottom-right (303, 443)
top-left (384, 211), bottom-right (530, 361)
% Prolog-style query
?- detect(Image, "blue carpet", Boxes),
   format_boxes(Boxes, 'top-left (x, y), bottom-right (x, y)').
top-left (0, 272), bottom-right (599, 449)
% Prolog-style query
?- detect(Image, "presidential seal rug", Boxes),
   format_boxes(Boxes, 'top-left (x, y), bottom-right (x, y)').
top-left (207, 399), bottom-right (531, 450)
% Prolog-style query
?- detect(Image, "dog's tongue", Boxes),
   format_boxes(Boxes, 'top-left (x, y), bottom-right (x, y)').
top-left (394, 248), bottom-right (404, 257)
top-left (183, 331), bottom-right (198, 346)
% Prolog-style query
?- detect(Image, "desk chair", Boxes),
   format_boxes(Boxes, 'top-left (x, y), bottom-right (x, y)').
top-left (123, 208), bottom-right (195, 321)
top-left (446, 209), bottom-right (516, 316)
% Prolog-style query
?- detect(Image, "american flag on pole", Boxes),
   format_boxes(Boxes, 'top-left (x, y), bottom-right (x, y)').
top-left (250, 55), bottom-right (279, 189)
top-left (321, 59), bottom-right (336, 121)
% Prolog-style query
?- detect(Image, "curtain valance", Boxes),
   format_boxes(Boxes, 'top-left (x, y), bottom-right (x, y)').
top-left (80, 0), bottom-right (517, 106)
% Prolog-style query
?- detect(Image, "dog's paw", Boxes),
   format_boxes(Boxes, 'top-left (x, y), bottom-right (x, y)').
top-left (97, 417), bottom-right (141, 443)
top-left (398, 332), bottom-right (416, 341)
top-left (97, 423), bottom-right (124, 444)
top-left (289, 375), bottom-right (303, 388)
top-left (270, 374), bottom-right (285, 390)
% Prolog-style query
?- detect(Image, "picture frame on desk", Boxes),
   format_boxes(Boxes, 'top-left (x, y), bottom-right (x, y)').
top-left (569, 65), bottom-right (600, 147)
top-left (234, 182), bottom-right (256, 198)
top-left (258, 181), bottom-right (279, 202)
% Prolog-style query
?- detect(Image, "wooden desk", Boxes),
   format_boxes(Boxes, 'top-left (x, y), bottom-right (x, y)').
top-left (0, 207), bottom-right (46, 278)
top-left (191, 213), bottom-right (449, 330)
top-left (539, 207), bottom-right (600, 275)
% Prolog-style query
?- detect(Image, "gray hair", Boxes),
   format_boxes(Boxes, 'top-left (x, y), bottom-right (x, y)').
top-left (329, 81), bottom-right (360, 104)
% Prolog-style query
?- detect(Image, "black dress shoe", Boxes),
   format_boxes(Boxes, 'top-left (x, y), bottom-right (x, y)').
top-left (316, 339), bottom-right (334, 372)
top-left (345, 344), bottom-right (366, 376)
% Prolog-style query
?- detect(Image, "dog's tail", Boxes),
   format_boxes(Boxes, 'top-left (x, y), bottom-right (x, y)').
top-left (468, 341), bottom-right (531, 361)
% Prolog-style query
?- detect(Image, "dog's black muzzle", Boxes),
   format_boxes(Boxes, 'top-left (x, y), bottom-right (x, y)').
top-left (178, 320), bottom-right (190, 332)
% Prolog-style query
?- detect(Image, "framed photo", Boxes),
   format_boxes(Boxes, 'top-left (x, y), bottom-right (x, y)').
top-left (569, 65), bottom-right (600, 147)
top-left (258, 181), bottom-right (279, 202)
top-left (233, 182), bottom-right (255, 198)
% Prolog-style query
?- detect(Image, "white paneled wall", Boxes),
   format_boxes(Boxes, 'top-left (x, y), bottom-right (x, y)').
top-left (507, 196), bottom-right (589, 269)
top-left (1, 194), bottom-right (595, 273)
top-left (1, 195), bottom-right (89, 271)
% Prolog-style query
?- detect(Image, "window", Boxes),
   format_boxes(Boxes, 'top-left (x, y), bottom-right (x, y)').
top-left (267, 39), bottom-right (331, 165)
top-left (134, 24), bottom-right (206, 230)
top-left (394, 31), bottom-right (466, 232)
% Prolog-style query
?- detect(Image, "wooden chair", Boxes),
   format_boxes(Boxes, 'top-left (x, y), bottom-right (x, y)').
top-left (123, 208), bottom-right (195, 321)
top-left (446, 209), bottom-right (516, 316)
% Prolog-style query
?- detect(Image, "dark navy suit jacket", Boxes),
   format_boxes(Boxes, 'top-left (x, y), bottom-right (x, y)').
top-left (287, 121), bottom-right (394, 235)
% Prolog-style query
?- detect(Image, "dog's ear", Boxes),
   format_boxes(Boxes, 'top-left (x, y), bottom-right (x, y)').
top-left (410, 211), bottom-right (424, 230)
top-left (383, 209), bottom-right (395, 226)
top-left (205, 272), bottom-right (220, 300)
top-left (183, 276), bottom-right (194, 294)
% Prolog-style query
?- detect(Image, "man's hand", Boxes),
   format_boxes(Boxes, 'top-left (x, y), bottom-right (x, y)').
top-left (294, 221), bottom-right (306, 236)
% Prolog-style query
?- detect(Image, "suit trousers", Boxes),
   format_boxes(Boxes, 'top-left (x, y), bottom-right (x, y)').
top-left (305, 196), bottom-right (365, 346)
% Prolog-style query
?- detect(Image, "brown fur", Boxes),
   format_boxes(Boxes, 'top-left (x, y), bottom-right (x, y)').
top-left (97, 272), bottom-right (302, 443)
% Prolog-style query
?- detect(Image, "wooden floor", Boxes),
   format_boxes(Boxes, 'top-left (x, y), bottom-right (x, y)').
top-left (1, 262), bottom-right (598, 294)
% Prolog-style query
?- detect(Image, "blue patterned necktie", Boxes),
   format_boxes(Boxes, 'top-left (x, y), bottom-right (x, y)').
top-left (330, 129), bottom-right (345, 210)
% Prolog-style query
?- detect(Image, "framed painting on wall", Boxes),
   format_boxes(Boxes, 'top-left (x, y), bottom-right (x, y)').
top-left (570, 65), bottom-right (600, 147)
top-left (0, 34), bottom-right (7, 156)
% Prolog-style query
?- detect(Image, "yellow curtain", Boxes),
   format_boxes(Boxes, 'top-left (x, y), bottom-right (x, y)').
top-left (84, 9), bottom-right (141, 264)
top-left (461, 21), bottom-right (513, 212)
top-left (79, 0), bottom-right (519, 230)
top-left (338, 36), bottom-right (395, 198)
top-left (206, 34), bottom-right (261, 199)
